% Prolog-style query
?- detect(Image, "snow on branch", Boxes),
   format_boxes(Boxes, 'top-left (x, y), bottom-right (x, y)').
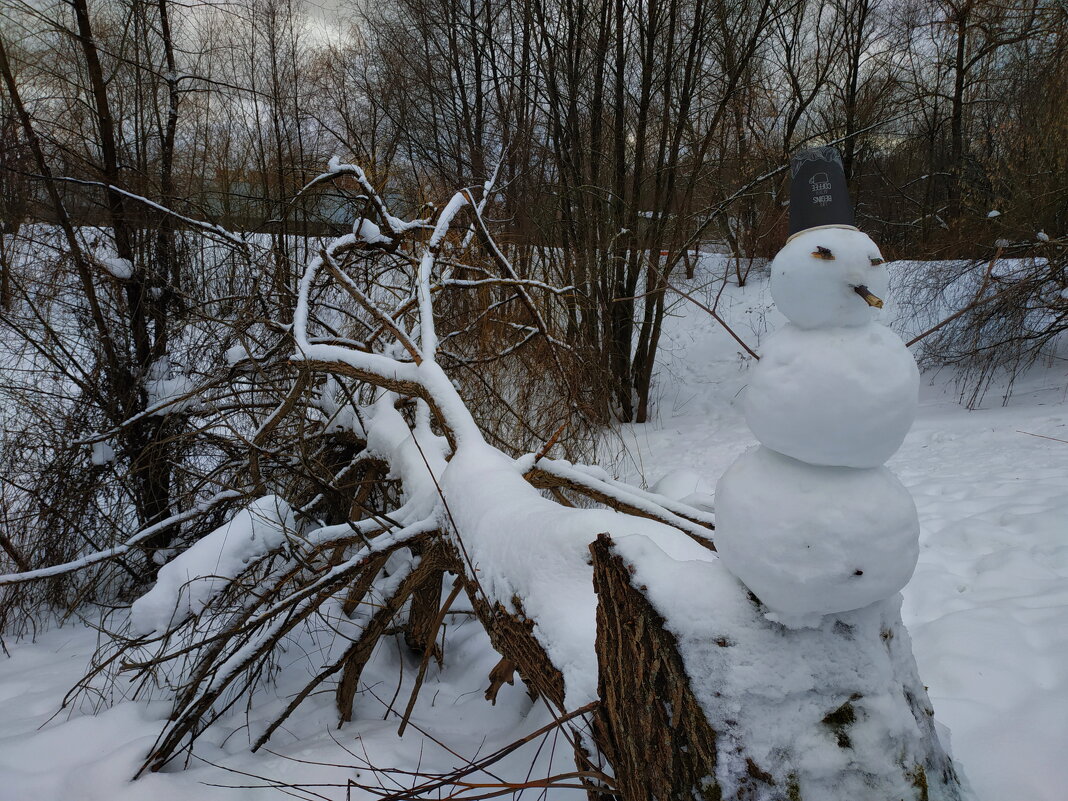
top-left (50, 176), bottom-right (250, 249)
top-left (521, 455), bottom-right (716, 548)
top-left (130, 495), bottom-right (298, 636)
top-left (323, 157), bottom-right (431, 238)
top-left (0, 489), bottom-right (247, 586)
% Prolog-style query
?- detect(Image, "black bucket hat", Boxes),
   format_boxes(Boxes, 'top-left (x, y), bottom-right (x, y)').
top-left (788, 147), bottom-right (856, 238)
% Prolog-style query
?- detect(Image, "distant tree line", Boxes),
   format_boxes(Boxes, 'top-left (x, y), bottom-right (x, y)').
top-left (2, 0), bottom-right (1065, 424)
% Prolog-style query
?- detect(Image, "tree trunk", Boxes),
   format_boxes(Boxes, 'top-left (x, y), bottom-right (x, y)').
top-left (590, 533), bottom-right (967, 801)
top-left (443, 537), bottom-right (610, 800)
top-left (404, 563), bottom-right (444, 657)
top-left (949, 10), bottom-right (969, 221)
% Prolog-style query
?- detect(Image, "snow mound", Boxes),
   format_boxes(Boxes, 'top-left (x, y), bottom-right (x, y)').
top-left (90, 441), bottom-right (115, 466)
top-left (744, 323), bottom-right (919, 467)
top-left (713, 446), bottom-right (919, 626)
top-left (771, 228), bottom-right (888, 329)
top-left (93, 242), bottom-right (133, 279)
top-left (223, 344), bottom-right (249, 365)
top-left (364, 396), bottom-right (448, 523)
top-left (354, 217), bottom-right (393, 245)
top-left (650, 467), bottom-right (713, 501)
top-left (130, 495), bottom-right (296, 636)
top-left (144, 356), bottom-right (195, 415)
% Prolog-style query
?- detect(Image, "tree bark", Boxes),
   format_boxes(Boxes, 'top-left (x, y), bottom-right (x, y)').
top-left (591, 533), bottom-right (721, 800)
top-left (336, 543), bottom-right (447, 723)
top-left (404, 563), bottom-right (444, 658)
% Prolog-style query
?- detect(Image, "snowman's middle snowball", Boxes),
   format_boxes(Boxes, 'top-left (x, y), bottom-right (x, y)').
top-left (744, 323), bottom-right (920, 468)
top-left (713, 446), bottom-right (920, 626)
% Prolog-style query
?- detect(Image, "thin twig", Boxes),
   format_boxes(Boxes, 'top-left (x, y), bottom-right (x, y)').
top-left (397, 578), bottom-right (464, 737)
top-left (667, 283), bottom-right (760, 360)
top-left (1016, 430), bottom-right (1068, 445)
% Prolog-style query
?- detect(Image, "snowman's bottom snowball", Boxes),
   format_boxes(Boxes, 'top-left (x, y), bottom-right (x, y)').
top-left (713, 446), bottom-right (919, 626)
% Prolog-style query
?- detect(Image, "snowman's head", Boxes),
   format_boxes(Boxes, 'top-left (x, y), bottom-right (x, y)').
top-left (770, 226), bottom-right (888, 329)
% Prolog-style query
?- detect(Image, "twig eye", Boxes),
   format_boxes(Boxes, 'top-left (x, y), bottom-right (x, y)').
top-left (811, 246), bottom-right (834, 260)
top-left (870, 256), bottom-right (885, 266)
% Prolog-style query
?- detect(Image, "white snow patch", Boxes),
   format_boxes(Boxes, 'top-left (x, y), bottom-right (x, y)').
top-left (93, 244), bottom-right (133, 280)
top-left (354, 217), bottom-right (392, 246)
top-left (223, 344), bottom-right (248, 366)
top-left (90, 441), bottom-right (115, 466)
top-left (651, 467), bottom-right (713, 501)
top-left (144, 357), bottom-right (195, 415)
top-left (364, 395), bottom-right (447, 522)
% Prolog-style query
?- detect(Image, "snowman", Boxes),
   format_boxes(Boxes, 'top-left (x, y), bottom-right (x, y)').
top-left (714, 147), bottom-right (921, 627)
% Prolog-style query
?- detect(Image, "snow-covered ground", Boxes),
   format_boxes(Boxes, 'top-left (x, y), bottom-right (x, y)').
top-left (1, 262), bottom-right (1066, 800)
top-left (614, 267), bottom-right (1068, 801)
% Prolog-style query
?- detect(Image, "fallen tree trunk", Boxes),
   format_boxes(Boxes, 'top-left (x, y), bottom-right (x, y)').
top-left (591, 533), bottom-right (721, 800)
top-left (591, 533), bottom-right (967, 801)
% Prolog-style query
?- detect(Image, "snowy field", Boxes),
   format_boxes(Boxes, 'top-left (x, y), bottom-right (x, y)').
top-left (1, 262), bottom-right (1066, 800)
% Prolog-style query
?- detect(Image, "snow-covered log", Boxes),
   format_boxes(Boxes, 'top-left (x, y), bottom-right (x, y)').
top-left (591, 533), bottom-right (966, 801)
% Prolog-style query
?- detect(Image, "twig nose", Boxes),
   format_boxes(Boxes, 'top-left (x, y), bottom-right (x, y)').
top-left (853, 285), bottom-right (884, 308)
